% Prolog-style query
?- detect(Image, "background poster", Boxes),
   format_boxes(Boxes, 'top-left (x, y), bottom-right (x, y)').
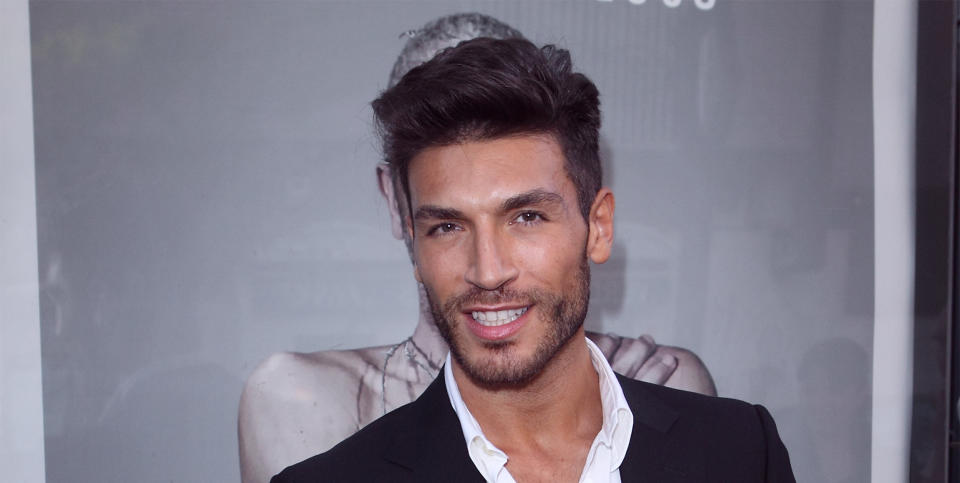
top-left (30, 1), bottom-right (873, 482)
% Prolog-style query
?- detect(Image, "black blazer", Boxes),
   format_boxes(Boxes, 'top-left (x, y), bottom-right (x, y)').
top-left (272, 373), bottom-right (795, 482)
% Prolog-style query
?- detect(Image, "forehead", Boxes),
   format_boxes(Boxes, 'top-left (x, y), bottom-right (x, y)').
top-left (407, 135), bottom-right (572, 206)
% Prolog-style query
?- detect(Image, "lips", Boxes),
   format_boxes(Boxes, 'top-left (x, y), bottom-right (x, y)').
top-left (464, 306), bottom-right (530, 340)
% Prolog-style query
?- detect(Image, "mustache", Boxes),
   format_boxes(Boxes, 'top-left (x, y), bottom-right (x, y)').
top-left (443, 287), bottom-right (543, 312)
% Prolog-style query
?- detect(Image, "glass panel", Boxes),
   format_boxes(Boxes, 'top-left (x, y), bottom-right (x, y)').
top-left (30, 2), bottom-right (876, 482)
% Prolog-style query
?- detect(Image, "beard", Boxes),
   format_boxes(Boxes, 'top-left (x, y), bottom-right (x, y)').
top-left (424, 256), bottom-right (590, 388)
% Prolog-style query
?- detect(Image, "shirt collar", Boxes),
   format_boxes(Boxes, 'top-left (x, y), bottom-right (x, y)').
top-left (444, 352), bottom-right (508, 482)
top-left (443, 337), bottom-right (634, 479)
top-left (585, 337), bottom-right (634, 471)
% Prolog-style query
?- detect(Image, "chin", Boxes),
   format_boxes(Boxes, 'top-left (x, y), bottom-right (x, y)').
top-left (452, 325), bottom-right (582, 388)
top-left (453, 348), bottom-right (546, 388)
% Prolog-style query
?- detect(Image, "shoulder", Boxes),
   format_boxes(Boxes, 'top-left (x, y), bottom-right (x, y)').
top-left (270, 383), bottom-right (440, 483)
top-left (241, 347), bottom-right (386, 401)
top-left (621, 376), bottom-right (762, 439)
top-left (271, 374), bottom-right (471, 483)
top-left (239, 347), bottom-right (388, 430)
top-left (238, 347), bottom-right (392, 483)
top-left (619, 378), bottom-right (795, 480)
top-left (270, 403), bottom-right (417, 482)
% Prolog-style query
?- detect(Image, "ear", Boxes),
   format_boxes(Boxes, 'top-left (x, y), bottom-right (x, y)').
top-left (586, 188), bottom-right (615, 264)
top-left (376, 163), bottom-right (405, 240)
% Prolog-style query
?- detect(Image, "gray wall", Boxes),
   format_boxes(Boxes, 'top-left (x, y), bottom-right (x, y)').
top-left (30, 1), bottom-right (874, 482)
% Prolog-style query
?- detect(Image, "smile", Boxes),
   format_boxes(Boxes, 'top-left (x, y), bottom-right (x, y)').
top-left (470, 307), bottom-right (528, 327)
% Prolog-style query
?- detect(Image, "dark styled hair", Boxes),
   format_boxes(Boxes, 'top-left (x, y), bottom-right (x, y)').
top-left (372, 37), bottom-right (602, 222)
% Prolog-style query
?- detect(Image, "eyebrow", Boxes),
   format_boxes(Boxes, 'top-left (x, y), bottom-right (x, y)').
top-left (412, 189), bottom-right (565, 222)
top-left (500, 189), bottom-right (564, 213)
top-left (413, 205), bottom-right (465, 222)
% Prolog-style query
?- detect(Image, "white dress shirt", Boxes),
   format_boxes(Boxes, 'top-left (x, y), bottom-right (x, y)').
top-left (444, 338), bottom-right (634, 483)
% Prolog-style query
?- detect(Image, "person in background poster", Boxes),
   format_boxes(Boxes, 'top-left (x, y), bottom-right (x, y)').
top-left (238, 13), bottom-right (715, 483)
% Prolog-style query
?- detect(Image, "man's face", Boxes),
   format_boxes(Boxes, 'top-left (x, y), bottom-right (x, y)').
top-left (408, 134), bottom-right (596, 387)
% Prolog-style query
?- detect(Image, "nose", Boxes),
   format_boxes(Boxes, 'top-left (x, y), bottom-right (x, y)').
top-left (464, 226), bottom-right (519, 291)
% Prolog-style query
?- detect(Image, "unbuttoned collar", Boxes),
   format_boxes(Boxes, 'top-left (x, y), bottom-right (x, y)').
top-left (443, 338), bottom-right (634, 482)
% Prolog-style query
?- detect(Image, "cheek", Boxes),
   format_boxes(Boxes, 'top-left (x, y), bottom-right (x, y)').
top-left (519, 239), bottom-right (583, 284)
top-left (414, 242), bottom-right (466, 291)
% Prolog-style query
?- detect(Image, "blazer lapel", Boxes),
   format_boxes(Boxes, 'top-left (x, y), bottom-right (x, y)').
top-left (617, 375), bottom-right (695, 482)
top-left (383, 373), bottom-right (485, 482)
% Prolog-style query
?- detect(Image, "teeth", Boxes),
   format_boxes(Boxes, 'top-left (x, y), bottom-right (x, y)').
top-left (471, 307), bottom-right (528, 326)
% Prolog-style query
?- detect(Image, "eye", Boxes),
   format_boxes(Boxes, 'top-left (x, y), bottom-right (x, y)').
top-left (426, 222), bottom-right (462, 237)
top-left (511, 211), bottom-right (545, 225)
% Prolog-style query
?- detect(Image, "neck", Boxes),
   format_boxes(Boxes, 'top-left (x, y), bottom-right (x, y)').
top-left (452, 328), bottom-right (602, 448)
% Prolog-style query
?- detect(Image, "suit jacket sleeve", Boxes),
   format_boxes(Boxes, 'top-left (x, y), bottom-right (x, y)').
top-left (755, 404), bottom-right (796, 482)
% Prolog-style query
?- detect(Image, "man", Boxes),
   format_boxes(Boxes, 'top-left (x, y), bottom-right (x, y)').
top-left (272, 37), bottom-right (794, 482)
top-left (239, 14), bottom-right (715, 483)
